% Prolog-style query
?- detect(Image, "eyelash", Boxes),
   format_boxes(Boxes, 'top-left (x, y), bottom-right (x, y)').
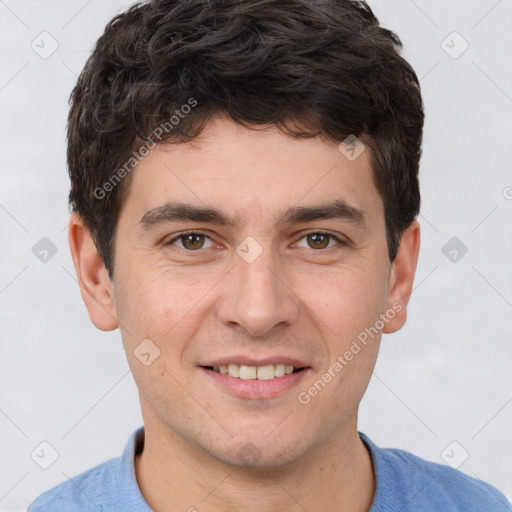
top-left (164, 230), bottom-right (347, 253)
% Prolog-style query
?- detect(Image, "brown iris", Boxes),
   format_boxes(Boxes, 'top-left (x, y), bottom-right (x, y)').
top-left (181, 234), bottom-right (205, 250)
top-left (307, 233), bottom-right (330, 249)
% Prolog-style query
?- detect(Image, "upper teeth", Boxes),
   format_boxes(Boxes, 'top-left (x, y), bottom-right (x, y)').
top-left (213, 364), bottom-right (295, 380)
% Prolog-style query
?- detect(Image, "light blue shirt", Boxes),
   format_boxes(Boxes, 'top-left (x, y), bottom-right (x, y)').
top-left (29, 427), bottom-right (511, 511)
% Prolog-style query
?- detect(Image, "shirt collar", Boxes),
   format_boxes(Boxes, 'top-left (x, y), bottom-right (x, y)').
top-left (359, 431), bottom-right (408, 511)
top-left (113, 426), bottom-right (153, 511)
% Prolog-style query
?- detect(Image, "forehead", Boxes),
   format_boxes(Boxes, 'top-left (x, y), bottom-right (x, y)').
top-left (119, 117), bottom-right (383, 228)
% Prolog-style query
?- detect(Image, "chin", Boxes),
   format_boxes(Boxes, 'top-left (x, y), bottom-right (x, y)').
top-left (206, 434), bottom-right (310, 471)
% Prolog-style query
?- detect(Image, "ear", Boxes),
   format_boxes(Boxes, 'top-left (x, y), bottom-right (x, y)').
top-left (383, 220), bottom-right (420, 334)
top-left (68, 213), bottom-right (118, 331)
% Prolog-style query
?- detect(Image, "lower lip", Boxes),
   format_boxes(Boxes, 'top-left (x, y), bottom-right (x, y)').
top-left (200, 367), bottom-right (310, 399)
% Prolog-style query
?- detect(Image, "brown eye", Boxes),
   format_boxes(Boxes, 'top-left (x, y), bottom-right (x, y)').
top-left (294, 232), bottom-right (344, 250)
top-left (295, 231), bottom-right (347, 252)
top-left (167, 232), bottom-right (214, 251)
top-left (307, 233), bottom-right (330, 249)
top-left (181, 234), bottom-right (205, 250)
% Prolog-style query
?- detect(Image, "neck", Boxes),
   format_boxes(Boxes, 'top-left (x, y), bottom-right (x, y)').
top-left (134, 414), bottom-right (375, 512)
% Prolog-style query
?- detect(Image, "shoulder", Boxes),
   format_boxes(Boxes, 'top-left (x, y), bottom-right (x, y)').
top-left (387, 446), bottom-right (510, 510)
top-left (360, 433), bottom-right (511, 512)
top-left (28, 457), bottom-right (119, 511)
top-left (28, 427), bottom-right (148, 512)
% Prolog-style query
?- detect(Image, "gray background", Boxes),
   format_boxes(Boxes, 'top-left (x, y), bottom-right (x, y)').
top-left (1, 0), bottom-right (511, 509)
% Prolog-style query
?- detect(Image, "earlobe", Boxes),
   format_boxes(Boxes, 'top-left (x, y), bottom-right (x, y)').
top-left (383, 220), bottom-right (420, 334)
top-left (68, 213), bottom-right (118, 331)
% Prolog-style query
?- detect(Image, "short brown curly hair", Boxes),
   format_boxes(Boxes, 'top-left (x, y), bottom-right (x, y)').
top-left (67, 0), bottom-right (424, 279)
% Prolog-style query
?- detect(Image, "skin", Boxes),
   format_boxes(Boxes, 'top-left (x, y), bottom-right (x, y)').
top-left (69, 115), bottom-right (420, 512)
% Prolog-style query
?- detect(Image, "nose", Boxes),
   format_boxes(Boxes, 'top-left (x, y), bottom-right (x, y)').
top-left (216, 245), bottom-right (300, 337)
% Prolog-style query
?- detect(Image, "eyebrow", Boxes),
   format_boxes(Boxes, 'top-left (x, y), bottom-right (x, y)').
top-left (138, 199), bottom-right (369, 231)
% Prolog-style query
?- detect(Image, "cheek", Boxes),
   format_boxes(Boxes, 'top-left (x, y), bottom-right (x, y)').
top-left (114, 265), bottom-right (223, 383)
top-left (115, 265), bottom-right (201, 338)
top-left (299, 263), bottom-right (389, 343)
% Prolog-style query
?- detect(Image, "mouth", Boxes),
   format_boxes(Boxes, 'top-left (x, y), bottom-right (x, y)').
top-left (201, 364), bottom-right (307, 381)
top-left (199, 362), bottom-right (311, 400)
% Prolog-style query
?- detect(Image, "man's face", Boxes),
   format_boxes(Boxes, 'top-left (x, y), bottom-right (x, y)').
top-left (107, 116), bottom-right (401, 468)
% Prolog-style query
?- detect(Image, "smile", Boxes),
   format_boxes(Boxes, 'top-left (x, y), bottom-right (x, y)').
top-left (200, 364), bottom-right (310, 399)
top-left (205, 363), bottom-right (305, 380)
